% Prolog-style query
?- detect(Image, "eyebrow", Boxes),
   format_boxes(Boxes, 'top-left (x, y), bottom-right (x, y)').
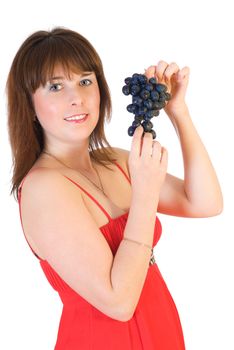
top-left (49, 72), bottom-right (93, 81)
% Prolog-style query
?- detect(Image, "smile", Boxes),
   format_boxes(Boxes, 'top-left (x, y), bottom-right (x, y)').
top-left (64, 114), bottom-right (88, 123)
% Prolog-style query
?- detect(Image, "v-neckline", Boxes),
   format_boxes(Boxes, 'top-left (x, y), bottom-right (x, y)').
top-left (62, 161), bottom-right (131, 226)
top-left (99, 210), bottom-right (130, 229)
top-left (19, 161), bottom-right (132, 229)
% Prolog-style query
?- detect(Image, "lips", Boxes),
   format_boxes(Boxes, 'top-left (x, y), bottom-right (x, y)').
top-left (64, 114), bottom-right (89, 123)
top-left (64, 113), bottom-right (88, 121)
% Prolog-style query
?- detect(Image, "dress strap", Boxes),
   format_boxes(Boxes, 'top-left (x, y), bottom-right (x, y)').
top-left (62, 176), bottom-right (113, 221)
top-left (17, 161), bottom-right (131, 259)
top-left (17, 168), bottom-right (112, 259)
top-left (62, 161), bottom-right (131, 222)
top-left (18, 170), bottom-right (43, 260)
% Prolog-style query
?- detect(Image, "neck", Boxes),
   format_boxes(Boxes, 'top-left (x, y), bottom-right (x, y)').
top-left (42, 149), bottom-right (95, 173)
top-left (41, 136), bottom-right (94, 171)
top-left (41, 150), bottom-right (107, 197)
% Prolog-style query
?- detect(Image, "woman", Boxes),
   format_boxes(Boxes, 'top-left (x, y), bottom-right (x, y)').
top-left (6, 27), bottom-right (223, 349)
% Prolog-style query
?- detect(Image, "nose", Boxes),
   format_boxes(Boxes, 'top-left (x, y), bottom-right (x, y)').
top-left (68, 86), bottom-right (85, 106)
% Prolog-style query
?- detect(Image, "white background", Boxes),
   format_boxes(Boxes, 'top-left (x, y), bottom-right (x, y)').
top-left (0, 0), bottom-right (233, 349)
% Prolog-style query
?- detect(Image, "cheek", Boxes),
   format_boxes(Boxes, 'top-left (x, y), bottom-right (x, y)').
top-left (33, 95), bottom-right (60, 121)
top-left (91, 88), bottom-right (100, 109)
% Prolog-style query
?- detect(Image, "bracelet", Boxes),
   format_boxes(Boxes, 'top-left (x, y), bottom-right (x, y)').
top-left (123, 237), bottom-right (152, 252)
top-left (123, 238), bottom-right (156, 266)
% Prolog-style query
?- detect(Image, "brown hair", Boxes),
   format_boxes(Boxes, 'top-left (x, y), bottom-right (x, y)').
top-left (6, 26), bottom-right (118, 201)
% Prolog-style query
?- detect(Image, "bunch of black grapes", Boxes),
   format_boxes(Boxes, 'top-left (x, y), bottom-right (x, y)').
top-left (122, 73), bottom-right (171, 139)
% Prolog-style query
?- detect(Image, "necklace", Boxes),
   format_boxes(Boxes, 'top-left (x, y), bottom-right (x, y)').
top-left (41, 151), bottom-right (109, 198)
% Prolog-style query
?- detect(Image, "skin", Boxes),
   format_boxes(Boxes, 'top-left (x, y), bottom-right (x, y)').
top-left (144, 61), bottom-right (190, 116)
top-left (32, 65), bottom-right (100, 172)
top-left (142, 61), bottom-right (223, 217)
top-left (32, 60), bottom-right (223, 217)
top-left (20, 60), bottom-right (223, 322)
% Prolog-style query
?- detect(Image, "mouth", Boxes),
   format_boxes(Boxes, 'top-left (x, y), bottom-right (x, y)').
top-left (64, 114), bottom-right (88, 123)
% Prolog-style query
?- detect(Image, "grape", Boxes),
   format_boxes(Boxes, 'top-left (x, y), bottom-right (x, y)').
top-left (140, 89), bottom-right (150, 100)
top-left (143, 99), bottom-right (153, 110)
top-left (142, 120), bottom-right (153, 132)
top-left (149, 129), bottom-right (156, 139)
top-left (132, 96), bottom-right (143, 106)
top-left (127, 104), bottom-right (137, 113)
top-left (128, 125), bottom-right (136, 136)
top-left (165, 92), bottom-right (171, 101)
top-left (134, 115), bottom-right (144, 123)
top-left (158, 101), bottom-right (166, 109)
top-left (150, 90), bottom-right (160, 101)
top-left (138, 106), bottom-right (147, 115)
top-left (149, 77), bottom-right (157, 85)
top-left (124, 77), bottom-right (132, 85)
top-left (159, 92), bottom-right (167, 101)
top-left (131, 77), bottom-right (139, 85)
top-left (138, 75), bottom-right (148, 84)
top-left (122, 72), bottom-right (171, 139)
top-left (132, 120), bottom-right (141, 128)
top-left (155, 83), bottom-right (167, 93)
top-left (145, 83), bottom-right (154, 92)
top-left (145, 110), bottom-right (154, 119)
top-left (122, 85), bottom-right (130, 95)
top-left (152, 101), bottom-right (161, 109)
top-left (130, 84), bottom-right (141, 96)
top-left (152, 109), bottom-right (160, 117)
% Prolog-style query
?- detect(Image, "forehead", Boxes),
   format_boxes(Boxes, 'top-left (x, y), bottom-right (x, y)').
top-left (49, 63), bottom-right (93, 79)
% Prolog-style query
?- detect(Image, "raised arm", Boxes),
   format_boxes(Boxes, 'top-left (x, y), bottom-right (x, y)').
top-left (142, 62), bottom-right (223, 218)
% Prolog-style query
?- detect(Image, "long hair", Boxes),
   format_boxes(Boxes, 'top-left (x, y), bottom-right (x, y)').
top-left (6, 27), bottom-right (118, 201)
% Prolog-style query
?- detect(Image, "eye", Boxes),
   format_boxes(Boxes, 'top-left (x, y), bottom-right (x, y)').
top-left (80, 79), bottom-right (92, 86)
top-left (49, 83), bottom-right (63, 92)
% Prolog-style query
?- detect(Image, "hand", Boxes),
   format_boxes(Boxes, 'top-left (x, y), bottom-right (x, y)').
top-left (144, 61), bottom-right (190, 117)
top-left (128, 125), bottom-right (168, 205)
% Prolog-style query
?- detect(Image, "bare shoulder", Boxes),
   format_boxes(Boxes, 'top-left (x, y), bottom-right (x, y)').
top-left (20, 167), bottom-right (72, 203)
top-left (19, 166), bottom-right (129, 321)
top-left (22, 166), bottom-right (63, 189)
top-left (20, 167), bottom-right (96, 235)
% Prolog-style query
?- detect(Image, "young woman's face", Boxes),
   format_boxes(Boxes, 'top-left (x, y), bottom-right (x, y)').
top-left (32, 65), bottom-right (100, 146)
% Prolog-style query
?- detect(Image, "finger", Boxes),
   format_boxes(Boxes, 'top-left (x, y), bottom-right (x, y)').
top-left (151, 140), bottom-right (162, 161)
top-left (141, 132), bottom-right (154, 159)
top-left (144, 65), bottom-right (156, 80)
top-left (155, 60), bottom-right (169, 82)
top-left (164, 62), bottom-right (180, 83)
top-left (130, 125), bottom-right (144, 158)
top-left (159, 147), bottom-right (168, 169)
top-left (176, 66), bottom-right (190, 83)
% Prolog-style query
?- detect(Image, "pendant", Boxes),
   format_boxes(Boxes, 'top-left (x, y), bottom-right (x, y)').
top-left (149, 251), bottom-right (156, 266)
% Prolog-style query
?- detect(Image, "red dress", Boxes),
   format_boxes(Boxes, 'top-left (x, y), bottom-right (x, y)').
top-left (18, 161), bottom-right (186, 349)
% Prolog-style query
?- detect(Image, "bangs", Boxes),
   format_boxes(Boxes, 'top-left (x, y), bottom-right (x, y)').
top-left (23, 35), bottom-right (100, 92)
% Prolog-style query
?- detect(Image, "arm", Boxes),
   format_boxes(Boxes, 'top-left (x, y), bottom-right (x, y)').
top-left (159, 104), bottom-right (223, 217)
top-left (21, 168), bottom-right (158, 322)
top-left (117, 62), bottom-right (223, 218)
